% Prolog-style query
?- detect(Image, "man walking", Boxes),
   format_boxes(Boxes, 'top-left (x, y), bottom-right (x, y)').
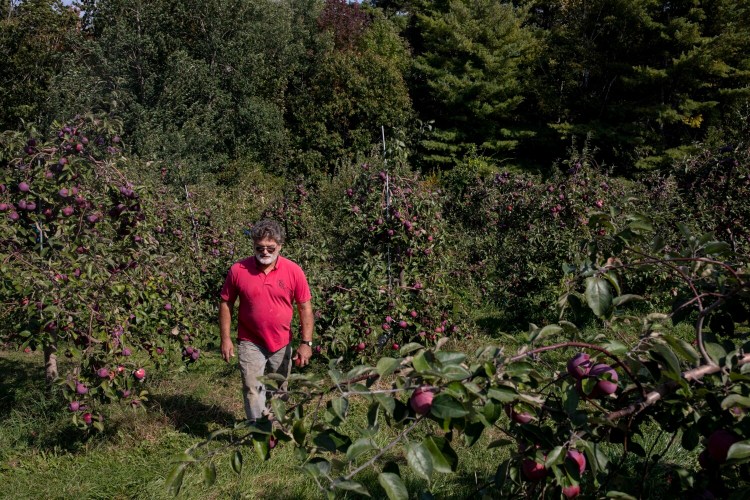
top-left (219, 219), bottom-right (314, 421)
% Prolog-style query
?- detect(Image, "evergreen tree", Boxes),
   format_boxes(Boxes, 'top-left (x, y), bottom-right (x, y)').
top-left (410, 0), bottom-right (538, 170)
top-left (526, 0), bottom-right (750, 172)
top-left (0, 0), bottom-right (81, 130)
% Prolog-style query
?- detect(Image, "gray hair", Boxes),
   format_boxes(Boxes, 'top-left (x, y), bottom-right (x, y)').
top-left (250, 219), bottom-right (285, 246)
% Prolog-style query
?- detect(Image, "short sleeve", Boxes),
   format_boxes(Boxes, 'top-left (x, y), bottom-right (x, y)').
top-left (293, 266), bottom-right (312, 304)
top-left (220, 266), bottom-right (237, 302)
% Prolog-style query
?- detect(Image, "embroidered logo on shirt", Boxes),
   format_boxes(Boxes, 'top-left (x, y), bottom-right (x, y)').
top-left (277, 279), bottom-right (287, 291)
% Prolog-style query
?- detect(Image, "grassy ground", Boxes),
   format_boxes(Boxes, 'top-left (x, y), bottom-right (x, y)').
top-left (0, 324), bottom-right (701, 499)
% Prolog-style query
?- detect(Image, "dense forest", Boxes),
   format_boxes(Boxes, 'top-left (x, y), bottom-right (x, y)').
top-left (2, 0), bottom-right (749, 179)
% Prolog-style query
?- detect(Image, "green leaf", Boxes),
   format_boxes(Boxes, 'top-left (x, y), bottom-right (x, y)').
top-left (331, 397), bottom-right (349, 420)
top-left (346, 438), bottom-right (378, 461)
top-left (423, 436), bottom-right (458, 473)
top-left (705, 342), bottom-right (727, 364)
top-left (506, 361), bottom-right (534, 378)
top-left (231, 450), bottom-right (243, 474)
top-left (293, 419), bottom-right (307, 445)
top-left (605, 492), bottom-right (637, 499)
top-left (406, 442), bottom-right (434, 482)
top-left (721, 394), bottom-right (750, 410)
top-left (165, 463), bottom-right (187, 496)
top-left (545, 446), bottom-right (564, 468)
top-left (727, 440), bottom-right (750, 462)
top-left (430, 394), bottom-right (469, 419)
top-left (375, 394), bottom-right (396, 416)
top-left (662, 335), bottom-right (700, 364)
top-left (332, 479), bottom-right (370, 497)
top-left (531, 324), bottom-right (563, 343)
top-left (346, 365), bottom-right (375, 380)
top-left (585, 276), bottom-right (612, 318)
top-left (487, 386), bottom-right (517, 403)
top-left (270, 399), bottom-right (286, 421)
top-left (612, 294), bottom-right (643, 307)
top-left (582, 441), bottom-right (608, 475)
top-left (378, 472), bottom-right (408, 500)
top-left (254, 438), bottom-right (269, 461)
top-left (703, 241), bottom-right (730, 256)
top-left (203, 462), bottom-right (217, 486)
top-left (650, 344), bottom-right (682, 376)
top-left (377, 357), bottom-right (401, 377)
top-left (439, 364), bottom-right (471, 380)
top-left (399, 343), bottom-right (424, 355)
top-left (302, 459), bottom-right (331, 478)
top-left (412, 350), bottom-right (434, 373)
top-left (598, 339), bottom-right (628, 356)
top-left (435, 351), bottom-right (466, 366)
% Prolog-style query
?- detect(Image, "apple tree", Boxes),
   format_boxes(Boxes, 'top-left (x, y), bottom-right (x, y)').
top-left (0, 114), bottom-right (212, 429)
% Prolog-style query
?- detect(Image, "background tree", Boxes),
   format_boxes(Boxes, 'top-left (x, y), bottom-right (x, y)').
top-left (409, 0), bottom-right (538, 170)
top-left (525, 0), bottom-right (750, 173)
top-left (286, 1), bottom-right (413, 177)
top-left (0, 0), bottom-right (81, 130)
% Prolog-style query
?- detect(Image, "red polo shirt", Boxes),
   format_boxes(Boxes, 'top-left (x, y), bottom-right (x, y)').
top-left (220, 255), bottom-right (312, 352)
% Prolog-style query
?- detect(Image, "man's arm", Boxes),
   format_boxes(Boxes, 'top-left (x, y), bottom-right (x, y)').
top-left (219, 299), bottom-right (235, 362)
top-left (294, 300), bottom-right (314, 367)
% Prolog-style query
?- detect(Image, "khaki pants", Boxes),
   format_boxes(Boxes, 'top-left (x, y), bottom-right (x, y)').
top-left (238, 341), bottom-right (292, 420)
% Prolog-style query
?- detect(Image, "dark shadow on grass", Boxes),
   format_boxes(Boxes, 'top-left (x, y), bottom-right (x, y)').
top-left (0, 353), bottom-right (46, 422)
top-left (147, 394), bottom-right (238, 439)
top-left (0, 352), bottom-right (93, 452)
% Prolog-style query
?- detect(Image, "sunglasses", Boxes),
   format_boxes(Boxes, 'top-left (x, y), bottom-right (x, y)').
top-left (255, 246), bottom-right (277, 254)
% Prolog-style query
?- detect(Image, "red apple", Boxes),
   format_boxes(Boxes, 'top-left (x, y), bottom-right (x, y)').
top-left (97, 367), bottom-right (110, 378)
top-left (69, 401), bottom-right (81, 412)
top-left (82, 412), bottom-right (93, 425)
top-left (133, 368), bottom-right (146, 381)
top-left (269, 436), bottom-right (278, 449)
top-left (75, 382), bottom-right (88, 395)
top-left (521, 458), bottom-right (547, 481)
top-left (588, 363), bottom-right (619, 397)
top-left (707, 430), bottom-right (739, 463)
top-left (567, 353), bottom-right (591, 379)
top-left (566, 449), bottom-right (586, 475)
top-left (18, 181), bottom-right (30, 192)
top-left (505, 404), bottom-right (533, 424)
top-left (398, 320), bottom-right (408, 328)
top-left (356, 342), bottom-right (366, 351)
top-left (392, 343), bottom-right (400, 350)
top-left (562, 484), bottom-right (581, 498)
top-left (410, 386), bottom-right (434, 415)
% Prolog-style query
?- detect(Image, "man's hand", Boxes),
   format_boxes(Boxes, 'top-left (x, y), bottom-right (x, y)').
top-left (219, 299), bottom-right (235, 363)
top-left (293, 343), bottom-right (312, 368)
top-left (221, 340), bottom-right (235, 363)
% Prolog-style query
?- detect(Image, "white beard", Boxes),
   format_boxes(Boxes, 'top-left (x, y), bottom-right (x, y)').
top-left (256, 253), bottom-right (278, 266)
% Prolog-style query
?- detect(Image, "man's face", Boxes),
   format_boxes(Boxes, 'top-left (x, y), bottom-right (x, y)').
top-left (254, 237), bottom-right (280, 266)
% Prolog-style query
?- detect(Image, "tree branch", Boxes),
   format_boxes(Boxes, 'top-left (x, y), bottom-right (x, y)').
top-left (605, 353), bottom-right (750, 421)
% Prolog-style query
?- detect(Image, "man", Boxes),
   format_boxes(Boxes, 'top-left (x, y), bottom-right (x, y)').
top-left (219, 219), bottom-right (314, 421)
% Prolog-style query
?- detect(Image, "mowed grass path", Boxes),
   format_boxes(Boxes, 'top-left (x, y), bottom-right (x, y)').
top-left (0, 342), bottom-right (511, 500)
